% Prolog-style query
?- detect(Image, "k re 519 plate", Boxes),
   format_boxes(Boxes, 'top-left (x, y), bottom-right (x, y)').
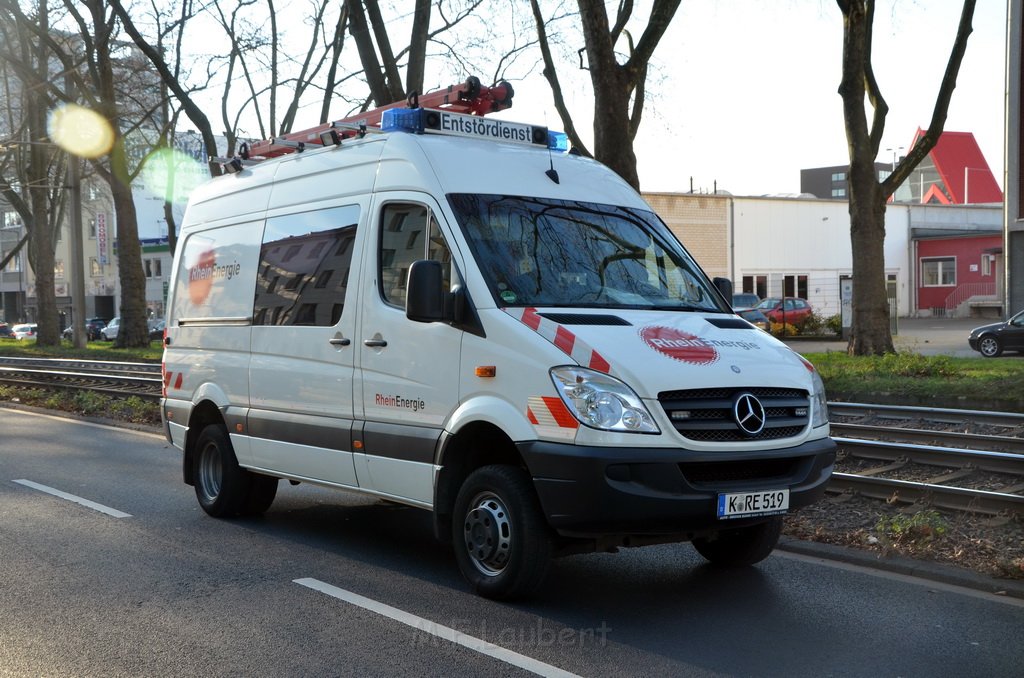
top-left (717, 489), bottom-right (789, 519)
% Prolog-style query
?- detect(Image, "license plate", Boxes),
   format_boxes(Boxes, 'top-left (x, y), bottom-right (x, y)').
top-left (717, 489), bottom-right (789, 519)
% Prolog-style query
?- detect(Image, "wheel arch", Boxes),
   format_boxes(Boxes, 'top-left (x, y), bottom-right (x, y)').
top-left (432, 419), bottom-right (529, 544)
top-left (182, 400), bottom-right (228, 486)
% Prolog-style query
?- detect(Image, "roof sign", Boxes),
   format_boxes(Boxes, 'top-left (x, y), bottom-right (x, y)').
top-left (382, 108), bottom-right (568, 151)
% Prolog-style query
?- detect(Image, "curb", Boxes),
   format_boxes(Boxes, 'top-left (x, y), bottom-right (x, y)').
top-left (777, 536), bottom-right (1024, 601)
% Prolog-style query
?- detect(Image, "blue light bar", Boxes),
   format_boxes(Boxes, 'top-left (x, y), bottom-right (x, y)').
top-left (381, 107), bottom-right (567, 152)
top-left (547, 131), bottom-right (568, 152)
top-left (382, 108), bottom-right (426, 133)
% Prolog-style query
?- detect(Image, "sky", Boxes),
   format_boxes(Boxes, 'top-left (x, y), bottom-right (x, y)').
top-left (492, 0), bottom-right (1008, 197)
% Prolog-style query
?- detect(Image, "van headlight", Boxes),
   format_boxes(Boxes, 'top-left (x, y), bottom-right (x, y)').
top-left (550, 366), bottom-right (660, 433)
top-left (810, 368), bottom-right (829, 428)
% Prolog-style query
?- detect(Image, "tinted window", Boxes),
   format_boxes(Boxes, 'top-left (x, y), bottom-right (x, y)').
top-left (448, 194), bottom-right (724, 311)
top-left (253, 205), bottom-right (359, 326)
top-left (378, 203), bottom-right (452, 308)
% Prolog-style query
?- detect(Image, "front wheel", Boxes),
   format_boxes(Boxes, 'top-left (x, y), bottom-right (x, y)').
top-left (452, 465), bottom-right (552, 600)
top-left (978, 335), bottom-right (1002, 358)
top-left (692, 515), bottom-right (783, 567)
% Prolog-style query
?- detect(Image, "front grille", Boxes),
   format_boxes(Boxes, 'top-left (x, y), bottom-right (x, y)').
top-left (680, 458), bottom-right (800, 486)
top-left (658, 386), bottom-right (809, 443)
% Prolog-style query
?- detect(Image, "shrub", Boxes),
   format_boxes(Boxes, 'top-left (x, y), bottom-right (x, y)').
top-left (770, 321), bottom-right (800, 337)
top-left (825, 314), bottom-right (842, 336)
top-left (876, 509), bottom-right (948, 545)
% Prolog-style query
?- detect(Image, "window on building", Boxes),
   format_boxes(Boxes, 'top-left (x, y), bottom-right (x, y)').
top-left (88, 218), bottom-right (96, 238)
top-left (831, 188), bottom-right (846, 198)
top-left (831, 172), bottom-right (846, 182)
top-left (981, 253), bottom-right (994, 276)
top-left (783, 274), bottom-right (808, 299)
top-left (90, 257), bottom-right (101, 276)
top-left (143, 258), bottom-right (163, 278)
top-left (54, 259), bottom-right (65, 279)
top-left (921, 257), bottom-right (956, 286)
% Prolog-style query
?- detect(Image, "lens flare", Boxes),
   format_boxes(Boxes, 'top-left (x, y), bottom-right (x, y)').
top-left (141, 148), bottom-right (207, 203)
top-left (48, 104), bottom-right (114, 158)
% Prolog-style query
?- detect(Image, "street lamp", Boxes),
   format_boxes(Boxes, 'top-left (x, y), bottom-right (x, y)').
top-left (885, 146), bottom-right (905, 172)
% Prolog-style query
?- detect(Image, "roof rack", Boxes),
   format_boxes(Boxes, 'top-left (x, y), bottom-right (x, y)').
top-left (240, 76), bottom-right (514, 162)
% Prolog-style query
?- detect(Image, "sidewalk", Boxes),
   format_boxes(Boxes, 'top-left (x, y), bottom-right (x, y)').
top-left (784, 317), bottom-right (981, 357)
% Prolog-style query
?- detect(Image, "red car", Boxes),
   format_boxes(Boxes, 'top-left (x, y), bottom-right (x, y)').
top-left (754, 297), bottom-right (813, 327)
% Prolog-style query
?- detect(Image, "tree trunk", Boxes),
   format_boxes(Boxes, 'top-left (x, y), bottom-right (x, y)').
top-left (837, 0), bottom-right (975, 355)
top-left (847, 172), bottom-right (894, 354)
top-left (26, 0), bottom-right (59, 346)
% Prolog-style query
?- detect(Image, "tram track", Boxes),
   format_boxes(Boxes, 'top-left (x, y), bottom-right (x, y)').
top-left (1, 359), bottom-right (1023, 516)
top-left (829, 402), bottom-right (1024, 517)
top-left (0, 356), bottom-right (162, 400)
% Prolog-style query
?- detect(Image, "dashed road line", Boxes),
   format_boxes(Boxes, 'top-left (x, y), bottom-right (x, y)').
top-left (13, 479), bottom-right (133, 518)
top-left (294, 578), bottom-right (582, 678)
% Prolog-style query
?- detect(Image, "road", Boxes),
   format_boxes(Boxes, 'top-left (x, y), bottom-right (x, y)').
top-left (2, 407), bottom-right (1023, 677)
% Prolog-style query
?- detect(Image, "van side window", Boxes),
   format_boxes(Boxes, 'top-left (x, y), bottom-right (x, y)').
top-left (379, 203), bottom-right (452, 308)
top-left (254, 205), bottom-right (360, 326)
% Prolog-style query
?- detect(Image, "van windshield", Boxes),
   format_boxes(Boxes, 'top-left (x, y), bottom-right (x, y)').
top-left (447, 194), bottom-right (728, 312)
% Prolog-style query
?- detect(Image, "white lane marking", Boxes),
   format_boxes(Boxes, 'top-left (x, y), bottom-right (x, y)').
top-left (294, 578), bottom-right (582, 678)
top-left (0, 406), bottom-right (163, 439)
top-left (775, 550), bottom-right (1024, 608)
top-left (13, 479), bottom-right (133, 518)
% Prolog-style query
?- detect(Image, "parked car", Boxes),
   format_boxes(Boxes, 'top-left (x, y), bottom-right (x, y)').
top-left (11, 323), bottom-right (38, 340)
top-left (61, 317), bottom-right (108, 341)
top-left (732, 292), bottom-right (761, 309)
top-left (736, 307), bottom-right (771, 331)
top-left (0, 323), bottom-right (12, 338)
top-left (100, 316), bottom-right (120, 341)
top-left (755, 297), bottom-right (814, 327)
top-left (148, 318), bottom-right (166, 341)
top-left (968, 309), bottom-right (1024, 357)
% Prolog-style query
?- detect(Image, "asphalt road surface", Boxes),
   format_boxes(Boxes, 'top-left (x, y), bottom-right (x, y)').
top-left (2, 407), bottom-right (1023, 677)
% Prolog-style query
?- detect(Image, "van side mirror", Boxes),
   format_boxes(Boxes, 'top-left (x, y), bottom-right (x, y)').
top-left (407, 260), bottom-right (446, 323)
top-left (713, 277), bottom-right (733, 303)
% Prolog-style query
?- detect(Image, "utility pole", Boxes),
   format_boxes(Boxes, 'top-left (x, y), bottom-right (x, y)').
top-left (66, 73), bottom-right (87, 348)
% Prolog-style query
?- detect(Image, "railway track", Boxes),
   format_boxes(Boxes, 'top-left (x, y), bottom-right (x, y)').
top-left (0, 356), bottom-right (162, 400)
top-left (829, 402), bottom-right (1024, 517)
top-left (1, 360), bottom-right (1022, 516)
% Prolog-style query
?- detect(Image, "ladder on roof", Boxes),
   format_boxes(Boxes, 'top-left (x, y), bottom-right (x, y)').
top-left (239, 76), bottom-right (514, 161)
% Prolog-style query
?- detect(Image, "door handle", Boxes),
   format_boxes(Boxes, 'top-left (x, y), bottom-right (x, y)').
top-left (363, 339), bottom-right (388, 347)
top-left (329, 337), bottom-right (351, 346)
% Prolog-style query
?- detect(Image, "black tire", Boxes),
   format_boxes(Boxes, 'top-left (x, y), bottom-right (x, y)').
top-left (978, 335), bottom-right (1002, 358)
top-left (692, 515), bottom-right (783, 567)
top-left (244, 474), bottom-right (279, 515)
top-left (451, 465), bottom-right (552, 600)
top-left (193, 424), bottom-right (254, 518)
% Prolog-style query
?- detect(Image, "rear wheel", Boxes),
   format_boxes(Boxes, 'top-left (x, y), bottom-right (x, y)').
top-left (193, 424), bottom-right (276, 517)
top-left (978, 335), bottom-right (1002, 358)
top-left (452, 465), bottom-right (552, 600)
top-left (692, 516), bottom-right (783, 567)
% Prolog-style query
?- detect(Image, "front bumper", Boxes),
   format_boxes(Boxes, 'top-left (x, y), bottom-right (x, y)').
top-left (518, 436), bottom-right (836, 537)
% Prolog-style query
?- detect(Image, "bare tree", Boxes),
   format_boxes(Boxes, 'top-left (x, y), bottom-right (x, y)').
top-left (530, 0), bottom-right (680, 191)
top-left (0, 0), bottom-right (65, 345)
top-left (838, 0), bottom-right (976, 355)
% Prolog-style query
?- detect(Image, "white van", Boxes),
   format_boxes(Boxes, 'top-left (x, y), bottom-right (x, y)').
top-left (161, 105), bottom-right (836, 599)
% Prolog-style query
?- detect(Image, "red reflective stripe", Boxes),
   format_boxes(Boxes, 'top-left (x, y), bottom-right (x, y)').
top-left (554, 325), bottom-right (576, 355)
top-left (588, 352), bottom-right (611, 373)
top-left (174, 373), bottom-right (183, 389)
top-left (521, 307), bottom-right (542, 331)
top-left (527, 407), bottom-right (540, 425)
top-left (541, 396), bottom-right (578, 429)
